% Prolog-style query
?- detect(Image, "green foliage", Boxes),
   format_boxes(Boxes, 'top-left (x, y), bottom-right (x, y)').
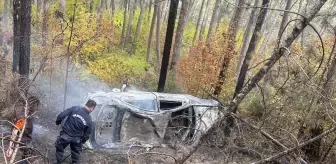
top-left (87, 52), bottom-right (150, 85)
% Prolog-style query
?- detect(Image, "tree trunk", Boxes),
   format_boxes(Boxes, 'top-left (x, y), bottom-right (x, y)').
top-left (155, 0), bottom-right (162, 66)
top-left (125, 0), bottom-right (136, 49)
top-left (199, 0), bottom-right (211, 41)
top-left (13, 0), bottom-right (32, 81)
top-left (234, 0), bottom-right (269, 102)
top-left (192, 0), bottom-right (206, 46)
top-left (3, 0), bottom-right (9, 28)
top-left (263, 0), bottom-right (286, 84)
top-left (13, 0), bottom-right (21, 73)
top-left (59, 0), bottom-right (65, 13)
top-left (132, 0), bottom-right (145, 53)
top-left (213, 0), bottom-right (245, 96)
top-left (120, 0), bottom-right (129, 49)
top-left (216, 1), bottom-right (227, 31)
top-left (301, 1), bottom-right (308, 47)
top-left (170, 0), bottom-right (189, 70)
top-left (206, 0), bottom-right (221, 41)
top-left (277, 0), bottom-right (293, 40)
top-left (42, 0), bottom-right (49, 47)
top-left (297, 0), bottom-right (304, 19)
top-left (110, 0), bottom-right (115, 17)
top-left (236, 0), bottom-right (260, 76)
top-left (162, 0), bottom-right (170, 21)
top-left (99, 0), bottom-right (104, 11)
top-left (148, 0), bottom-right (152, 21)
top-left (157, 0), bottom-right (178, 92)
top-left (86, 0), bottom-right (90, 10)
top-left (19, 0), bottom-right (32, 80)
top-left (36, 0), bottom-right (41, 31)
top-left (146, 0), bottom-right (157, 63)
top-left (175, 1), bottom-right (327, 162)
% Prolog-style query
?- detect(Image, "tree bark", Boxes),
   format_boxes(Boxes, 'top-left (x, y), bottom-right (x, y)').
top-left (13, 0), bottom-right (21, 73)
top-left (146, 0), bottom-right (157, 63)
top-left (36, 0), bottom-right (41, 31)
top-left (59, 0), bottom-right (65, 13)
top-left (192, 0), bottom-right (206, 46)
top-left (192, 0), bottom-right (205, 45)
top-left (120, 0), bottom-right (129, 49)
top-left (213, 0), bottom-right (245, 96)
top-left (236, 0), bottom-right (260, 76)
top-left (42, 0), bottom-right (49, 47)
top-left (12, 0), bottom-right (32, 80)
top-left (216, 1), bottom-right (228, 31)
top-left (170, 0), bottom-right (189, 70)
top-left (3, 0), bottom-right (9, 28)
top-left (206, 0), bottom-right (221, 41)
top-left (199, 0), bottom-right (211, 41)
top-left (157, 0), bottom-right (178, 92)
top-left (86, 0), bottom-right (90, 10)
top-left (162, 0), bottom-right (170, 21)
top-left (148, 0), bottom-right (152, 21)
top-left (176, 1), bottom-right (327, 163)
top-left (125, 0), bottom-right (136, 48)
top-left (19, 0), bottom-right (31, 80)
top-left (155, 0), bottom-right (162, 66)
top-left (133, 0), bottom-right (145, 53)
top-left (110, 0), bottom-right (115, 17)
top-left (277, 0), bottom-right (293, 40)
top-left (234, 0), bottom-right (269, 103)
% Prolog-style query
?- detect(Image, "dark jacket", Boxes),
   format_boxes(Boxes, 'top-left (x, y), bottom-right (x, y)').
top-left (56, 106), bottom-right (92, 143)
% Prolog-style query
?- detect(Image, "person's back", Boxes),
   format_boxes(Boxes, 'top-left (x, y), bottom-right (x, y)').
top-left (55, 100), bottom-right (96, 164)
top-left (59, 106), bottom-right (92, 138)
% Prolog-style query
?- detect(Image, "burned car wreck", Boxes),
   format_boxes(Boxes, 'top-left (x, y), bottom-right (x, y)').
top-left (84, 91), bottom-right (220, 149)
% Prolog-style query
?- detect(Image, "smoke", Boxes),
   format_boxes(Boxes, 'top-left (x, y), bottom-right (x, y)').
top-left (33, 60), bottom-right (112, 126)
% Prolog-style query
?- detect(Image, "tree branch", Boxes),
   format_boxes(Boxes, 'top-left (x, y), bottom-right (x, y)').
top-left (252, 126), bottom-right (336, 164)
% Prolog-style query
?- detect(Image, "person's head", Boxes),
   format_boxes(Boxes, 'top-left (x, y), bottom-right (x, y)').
top-left (85, 99), bottom-right (97, 113)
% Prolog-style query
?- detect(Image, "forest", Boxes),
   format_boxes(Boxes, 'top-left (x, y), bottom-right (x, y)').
top-left (0, 0), bottom-right (336, 163)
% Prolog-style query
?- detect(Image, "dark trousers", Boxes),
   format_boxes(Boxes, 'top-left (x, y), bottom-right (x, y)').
top-left (55, 134), bottom-right (82, 164)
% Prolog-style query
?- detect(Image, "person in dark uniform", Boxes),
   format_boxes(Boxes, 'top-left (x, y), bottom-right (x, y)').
top-left (6, 96), bottom-right (40, 162)
top-left (54, 100), bottom-right (96, 164)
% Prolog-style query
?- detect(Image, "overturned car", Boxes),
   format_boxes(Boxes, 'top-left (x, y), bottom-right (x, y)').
top-left (84, 90), bottom-right (220, 149)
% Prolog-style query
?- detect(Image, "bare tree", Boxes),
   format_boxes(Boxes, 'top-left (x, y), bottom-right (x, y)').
top-left (176, 1), bottom-right (328, 163)
top-left (125, 0), bottom-right (137, 48)
top-left (36, 0), bottom-right (41, 30)
top-left (155, 0), bottom-right (162, 66)
top-left (206, 0), bottom-right (221, 40)
top-left (236, 0), bottom-right (260, 75)
top-left (199, 0), bottom-right (211, 41)
top-left (120, 0), bottom-right (129, 49)
top-left (59, 0), bottom-right (66, 13)
top-left (277, 0), bottom-right (293, 40)
top-left (146, 0), bottom-right (157, 63)
top-left (158, 0), bottom-right (179, 92)
top-left (170, 0), bottom-right (189, 70)
top-left (148, 0), bottom-right (153, 21)
top-left (213, 0), bottom-right (245, 96)
top-left (133, 0), bottom-right (145, 53)
top-left (13, 0), bottom-right (32, 83)
top-left (264, 0), bottom-right (290, 84)
top-left (42, 0), bottom-right (49, 47)
top-left (192, 0), bottom-right (206, 45)
top-left (3, 0), bottom-right (9, 27)
top-left (110, 0), bottom-right (115, 17)
top-left (234, 0), bottom-right (270, 105)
